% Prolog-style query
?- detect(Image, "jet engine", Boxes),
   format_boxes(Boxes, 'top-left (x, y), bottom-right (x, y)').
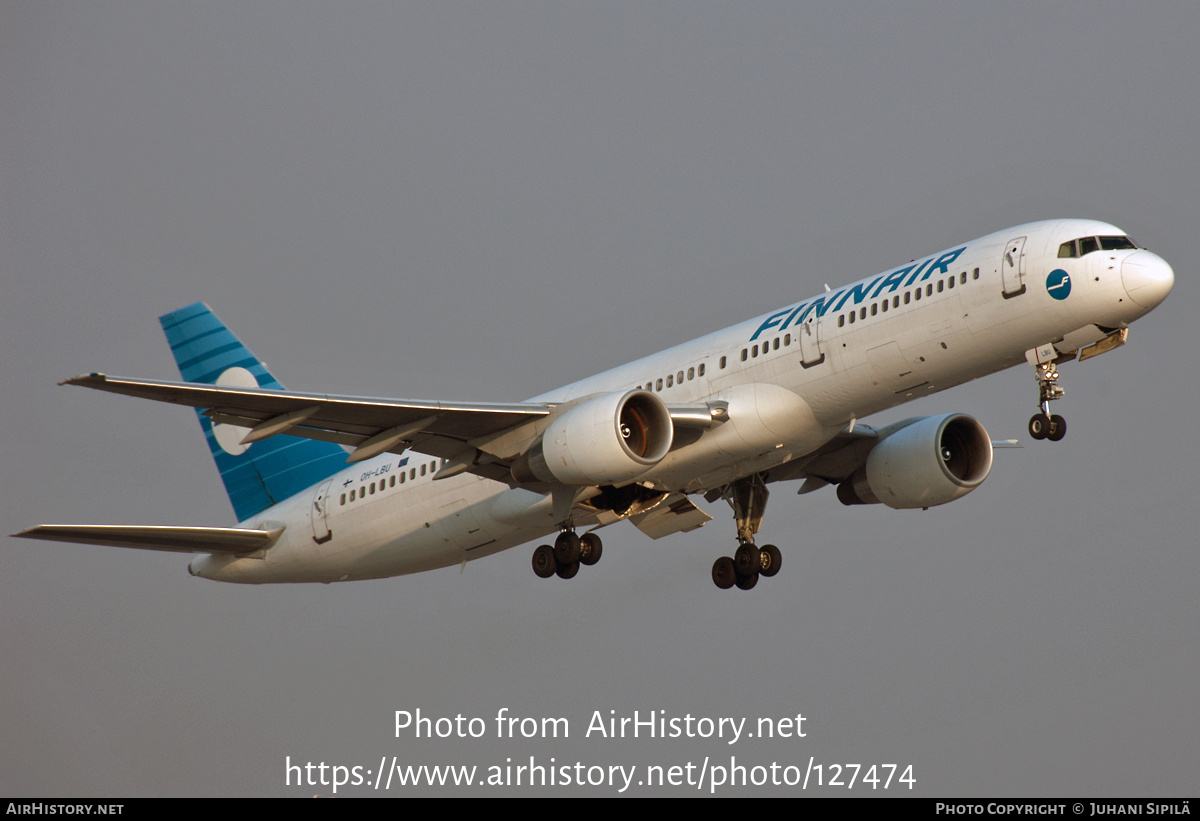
top-left (511, 390), bottom-right (673, 487)
top-left (836, 413), bottom-right (993, 509)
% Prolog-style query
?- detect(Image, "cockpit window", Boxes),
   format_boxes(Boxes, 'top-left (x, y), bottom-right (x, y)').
top-left (1061, 235), bottom-right (1137, 258)
top-left (1099, 235), bottom-right (1137, 251)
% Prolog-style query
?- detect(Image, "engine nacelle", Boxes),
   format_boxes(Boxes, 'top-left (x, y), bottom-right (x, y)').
top-left (837, 414), bottom-right (993, 509)
top-left (511, 390), bottom-right (673, 487)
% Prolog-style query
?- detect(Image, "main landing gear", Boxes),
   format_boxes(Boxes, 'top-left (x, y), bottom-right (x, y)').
top-left (1028, 362), bottom-right (1067, 442)
top-left (531, 529), bottom-right (603, 580)
top-left (711, 474), bottom-right (783, 591)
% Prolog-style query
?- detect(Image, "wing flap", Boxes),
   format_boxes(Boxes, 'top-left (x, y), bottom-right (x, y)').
top-left (628, 495), bottom-right (713, 540)
top-left (11, 524), bottom-right (285, 554)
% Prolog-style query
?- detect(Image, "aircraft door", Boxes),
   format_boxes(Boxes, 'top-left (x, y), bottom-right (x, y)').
top-left (1001, 236), bottom-right (1027, 297)
top-left (798, 313), bottom-right (825, 367)
top-left (310, 478), bottom-right (334, 544)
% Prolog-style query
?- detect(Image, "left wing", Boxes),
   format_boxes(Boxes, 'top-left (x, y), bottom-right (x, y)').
top-left (64, 374), bottom-right (724, 485)
top-left (64, 373), bottom-right (552, 481)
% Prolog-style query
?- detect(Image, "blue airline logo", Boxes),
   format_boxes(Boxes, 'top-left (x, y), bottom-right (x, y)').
top-left (1046, 269), bottom-right (1071, 300)
top-left (749, 246), bottom-right (967, 341)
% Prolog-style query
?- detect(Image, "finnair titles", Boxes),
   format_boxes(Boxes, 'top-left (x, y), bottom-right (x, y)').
top-left (14, 219), bottom-right (1174, 591)
top-left (750, 245), bottom-right (967, 342)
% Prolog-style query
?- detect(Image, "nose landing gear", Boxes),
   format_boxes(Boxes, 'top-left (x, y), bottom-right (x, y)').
top-left (1028, 361), bottom-right (1067, 442)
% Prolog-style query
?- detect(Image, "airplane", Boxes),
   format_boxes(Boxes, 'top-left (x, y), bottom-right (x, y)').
top-left (14, 219), bottom-right (1174, 590)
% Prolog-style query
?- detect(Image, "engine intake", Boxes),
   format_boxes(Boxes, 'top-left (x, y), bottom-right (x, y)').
top-left (837, 413), bottom-right (993, 509)
top-left (512, 390), bottom-right (673, 487)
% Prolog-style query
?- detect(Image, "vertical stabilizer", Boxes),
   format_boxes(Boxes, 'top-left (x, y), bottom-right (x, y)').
top-left (160, 302), bottom-right (347, 521)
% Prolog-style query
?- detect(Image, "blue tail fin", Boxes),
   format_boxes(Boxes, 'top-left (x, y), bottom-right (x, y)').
top-left (160, 302), bottom-right (348, 522)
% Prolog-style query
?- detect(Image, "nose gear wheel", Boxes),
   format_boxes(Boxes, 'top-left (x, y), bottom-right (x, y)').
top-left (1029, 361), bottom-right (1068, 442)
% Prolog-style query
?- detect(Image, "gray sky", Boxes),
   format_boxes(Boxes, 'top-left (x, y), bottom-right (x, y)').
top-left (2, 1), bottom-right (1196, 796)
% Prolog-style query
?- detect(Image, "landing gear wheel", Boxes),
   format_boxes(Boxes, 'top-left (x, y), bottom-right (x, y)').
top-left (1047, 414), bottom-right (1067, 441)
top-left (712, 557), bottom-right (736, 589)
top-left (555, 561), bottom-right (580, 579)
top-left (735, 571), bottom-right (759, 590)
top-left (734, 543), bottom-right (762, 576)
top-left (579, 532), bottom-right (603, 566)
top-left (1028, 413), bottom-right (1051, 440)
top-left (759, 544), bottom-right (782, 578)
top-left (532, 544), bottom-right (557, 578)
top-left (553, 531), bottom-right (581, 565)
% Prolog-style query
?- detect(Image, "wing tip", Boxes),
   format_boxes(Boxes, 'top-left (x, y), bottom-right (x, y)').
top-left (59, 373), bottom-right (106, 387)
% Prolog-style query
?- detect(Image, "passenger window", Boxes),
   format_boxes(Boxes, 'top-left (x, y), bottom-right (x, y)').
top-left (656, 378), bottom-right (663, 390)
top-left (350, 489), bottom-right (356, 501)
top-left (881, 300), bottom-right (888, 312)
top-left (947, 276), bottom-right (954, 289)
top-left (960, 271), bottom-right (966, 284)
top-left (369, 483), bottom-right (375, 495)
top-left (905, 292), bottom-right (911, 304)
top-left (740, 349), bottom-right (747, 362)
top-left (400, 472), bottom-right (405, 484)
top-left (871, 303), bottom-right (878, 316)
top-left (390, 475), bottom-right (396, 487)
top-left (340, 493), bottom-right (346, 505)
top-left (410, 468), bottom-right (416, 480)
top-left (858, 307), bottom-right (865, 319)
top-left (420, 464), bottom-right (426, 477)
top-left (937, 280), bottom-right (944, 293)
top-left (783, 334), bottom-right (790, 346)
top-left (926, 284), bottom-right (933, 296)
top-left (751, 345), bottom-right (758, 358)
top-left (848, 312), bottom-right (856, 324)
top-left (677, 370), bottom-right (684, 383)
top-left (838, 315), bottom-right (845, 327)
top-left (719, 356), bottom-right (727, 369)
top-left (698, 363), bottom-right (706, 376)
top-left (667, 374), bottom-right (674, 387)
top-left (973, 268), bottom-right (979, 280)
top-left (893, 295), bottom-right (900, 308)
top-left (687, 367), bottom-right (694, 380)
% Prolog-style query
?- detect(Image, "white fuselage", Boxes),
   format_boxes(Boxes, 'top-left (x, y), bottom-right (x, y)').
top-left (189, 219), bottom-right (1174, 583)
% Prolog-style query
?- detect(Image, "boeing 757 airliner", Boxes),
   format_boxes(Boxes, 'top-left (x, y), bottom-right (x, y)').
top-left (15, 219), bottom-right (1174, 590)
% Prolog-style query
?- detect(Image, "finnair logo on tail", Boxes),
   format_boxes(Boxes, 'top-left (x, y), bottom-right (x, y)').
top-left (1046, 269), bottom-right (1071, 300)
top-left (212, 367), bottom-right (259, 455)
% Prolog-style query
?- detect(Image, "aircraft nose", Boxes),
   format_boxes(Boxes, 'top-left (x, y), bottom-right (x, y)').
top-left (1121, 250), bottom-right (1174, 309)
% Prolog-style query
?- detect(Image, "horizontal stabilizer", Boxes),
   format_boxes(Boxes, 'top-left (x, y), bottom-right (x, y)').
top-left (11, 524), bottom-right (285, 554)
